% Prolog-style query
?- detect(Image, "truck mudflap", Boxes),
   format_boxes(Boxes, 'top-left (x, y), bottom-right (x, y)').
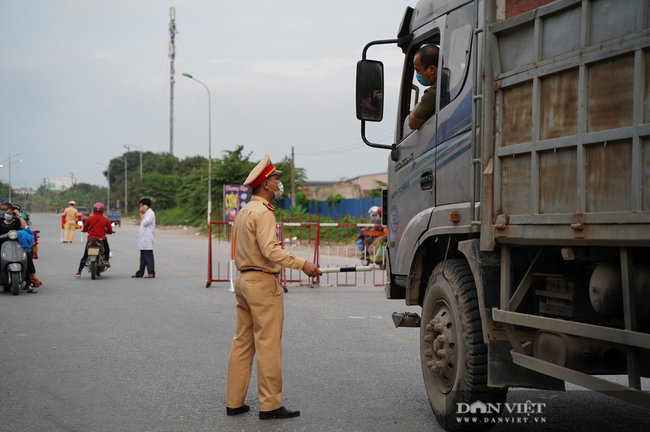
top-left (458, 238), bottom-right (565, 390)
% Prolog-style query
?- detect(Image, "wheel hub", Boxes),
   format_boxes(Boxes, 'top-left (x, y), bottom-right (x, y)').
top-left (423, 306), bottom-right (457, 391)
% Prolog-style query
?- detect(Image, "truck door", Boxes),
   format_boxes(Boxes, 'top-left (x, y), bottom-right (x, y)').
top-left (435, 3), bottom-right (474, 205)
top-left (388, 18), bottom-right (445, 276)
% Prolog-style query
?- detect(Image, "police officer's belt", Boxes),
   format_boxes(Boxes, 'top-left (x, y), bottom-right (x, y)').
top-left (240, 268), bottom-right (279, 275)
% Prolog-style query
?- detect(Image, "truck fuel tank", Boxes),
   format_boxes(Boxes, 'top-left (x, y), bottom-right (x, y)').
top-left (589, 263), bottom-right (650, 322)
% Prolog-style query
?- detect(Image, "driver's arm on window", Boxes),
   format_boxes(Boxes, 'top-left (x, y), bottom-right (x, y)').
top-left (408, 104), bottom-right (426, 130)
top-left (408, 84), bottom-right (436, 130)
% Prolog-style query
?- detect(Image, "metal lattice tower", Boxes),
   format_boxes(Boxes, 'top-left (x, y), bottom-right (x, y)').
top-left (169, 7), bottom-right (177, 156)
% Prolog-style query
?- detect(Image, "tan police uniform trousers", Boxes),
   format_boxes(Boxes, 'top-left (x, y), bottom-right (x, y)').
top-left (64, 220), bottom-right (77, 242)
top-left (226, 271), bottom-right (284, 411)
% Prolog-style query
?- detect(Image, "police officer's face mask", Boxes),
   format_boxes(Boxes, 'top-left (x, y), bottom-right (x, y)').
top-left (267, 180), bottom-right (284, 199)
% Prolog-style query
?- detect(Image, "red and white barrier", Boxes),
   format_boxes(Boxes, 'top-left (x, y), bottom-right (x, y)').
top-left (60, 215), bottom-right (85, 243)
top-left (206, 213), bottom-right (386, 290)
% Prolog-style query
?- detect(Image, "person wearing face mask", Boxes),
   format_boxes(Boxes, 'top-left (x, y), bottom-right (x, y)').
top-left (408, 44), bottom-right (439, 130)
top-left (0, 203), bottom-right (28, 232)
top-left (131, 198), bottom-right (156, 278)
top-left (0, 203), bottom-right (38, 293)
top-left (226, 154), bottom-right (321, 420)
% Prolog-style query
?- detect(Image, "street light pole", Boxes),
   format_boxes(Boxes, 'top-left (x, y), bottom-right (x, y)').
top-left (124, 157), bottom-right (128, 215)
top-left (182, 73), bottom-right (212, 226)
top-left (98, 162), bottom-right (110, 208)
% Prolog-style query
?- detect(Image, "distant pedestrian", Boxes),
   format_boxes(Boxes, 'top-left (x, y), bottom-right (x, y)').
top-left (131, 198), bottom-right (155, 278)
top-left (63, 201), bottom-right (78, 243)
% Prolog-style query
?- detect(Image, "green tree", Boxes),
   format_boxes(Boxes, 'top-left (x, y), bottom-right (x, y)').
top-left (178, 145), bottom-right (256, 224)
top-left (175, 155), bottom-right (208, 176)
top-left (0, 180), bottom-right (11, 203)
top-left (132, 172), bottom-right (182, 210)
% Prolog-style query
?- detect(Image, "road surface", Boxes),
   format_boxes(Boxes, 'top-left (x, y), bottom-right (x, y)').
top-left (0, 214), bottom-right (648, 431)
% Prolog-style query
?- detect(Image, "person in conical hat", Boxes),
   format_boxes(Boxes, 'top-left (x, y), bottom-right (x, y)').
top-left (226, 154), bottom-right (321, 420)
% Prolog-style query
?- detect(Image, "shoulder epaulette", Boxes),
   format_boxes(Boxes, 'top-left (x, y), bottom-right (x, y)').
top-left (264, 202), bottom-right (275, 211)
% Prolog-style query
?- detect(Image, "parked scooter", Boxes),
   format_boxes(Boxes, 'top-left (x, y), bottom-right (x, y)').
top-left (82, 238), bottom-right (109, 280)
top-left (0, 230), bottom-right (28, 295)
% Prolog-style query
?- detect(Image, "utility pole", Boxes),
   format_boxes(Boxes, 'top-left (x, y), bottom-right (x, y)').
top-left (124, 143), bottom-right (143, 177)
top-left (122, 151), bottom-right (129, 215)
top-left (98, 162), bottom-right (110, 208)
top-left (169, 7), bottom-right (177, 156)
top-left (291, 146), bottom-right (296, 207)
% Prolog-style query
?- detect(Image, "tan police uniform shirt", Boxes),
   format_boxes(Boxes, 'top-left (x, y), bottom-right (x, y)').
top-left (234, 196), bottom-right (306, 273)
top-left (63, 206), bottom-right (78, 223)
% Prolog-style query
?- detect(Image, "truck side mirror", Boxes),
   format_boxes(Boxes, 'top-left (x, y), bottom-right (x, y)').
top-left (356, 60), bottom-right (384, 122)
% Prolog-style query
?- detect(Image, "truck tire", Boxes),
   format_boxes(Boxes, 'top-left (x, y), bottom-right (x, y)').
top-left (11, 272), bottom-right (20, 296)
top-left (420, 259), bottom-right (507, 431)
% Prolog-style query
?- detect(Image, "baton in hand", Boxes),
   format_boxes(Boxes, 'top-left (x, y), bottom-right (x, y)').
top-left (318, 266), bottom-right (374, 274)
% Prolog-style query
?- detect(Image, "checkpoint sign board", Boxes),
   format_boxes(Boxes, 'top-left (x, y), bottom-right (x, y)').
top-left (223, 185), bottom-right (250, 222)
top-left (61, 214), bottom-right (83, 229)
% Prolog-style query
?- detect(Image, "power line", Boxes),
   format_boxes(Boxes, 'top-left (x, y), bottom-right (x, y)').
top-left (295, 130), bottom-right (394, 156)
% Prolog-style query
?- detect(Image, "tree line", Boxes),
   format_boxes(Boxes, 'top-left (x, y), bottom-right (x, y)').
top-left (4, 146), bottom-right (307, 227)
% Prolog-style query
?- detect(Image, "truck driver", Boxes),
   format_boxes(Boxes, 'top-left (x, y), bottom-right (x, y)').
top-left (408, 45), bottom-right (439, 130)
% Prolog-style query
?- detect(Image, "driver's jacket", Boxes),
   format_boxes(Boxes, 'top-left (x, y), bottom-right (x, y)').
top-left (82, 214), bottom-right (113, 240)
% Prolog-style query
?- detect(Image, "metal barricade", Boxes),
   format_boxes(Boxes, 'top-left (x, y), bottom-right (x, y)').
top-left (206, 214), bottom-right (234, 289)
top-left (278, 214), bottom-right (386, 288)
top-left (207, 212), bottom-right (386, 290)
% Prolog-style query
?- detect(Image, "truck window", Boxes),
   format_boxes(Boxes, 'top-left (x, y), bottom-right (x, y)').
top-left (440, 3), bottom-right (473, 109)
top-left (401, 39), bottom-right (440, 139)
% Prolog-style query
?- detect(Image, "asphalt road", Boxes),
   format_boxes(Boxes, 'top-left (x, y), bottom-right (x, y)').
top-left (1, 213), bottom-right (649, 432)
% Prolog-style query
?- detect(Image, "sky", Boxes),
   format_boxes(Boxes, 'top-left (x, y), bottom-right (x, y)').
top-left (0, 0), bottom-right (413, 190)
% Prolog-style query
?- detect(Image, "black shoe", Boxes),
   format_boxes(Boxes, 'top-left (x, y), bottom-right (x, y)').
top-left (226, 404), bottom-right (250, 416)
top-left (259, 406), bottom-right (300, 420)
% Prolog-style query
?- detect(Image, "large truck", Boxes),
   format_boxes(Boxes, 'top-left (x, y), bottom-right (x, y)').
top-left (356, 0), bottom-right (650, 430)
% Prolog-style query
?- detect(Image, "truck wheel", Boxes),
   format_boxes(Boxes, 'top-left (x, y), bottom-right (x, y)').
top-left (91, 261), bottom-right (97, 280)
top-left (11, 272), bottom-right (20, 296)
top-left (420, 259), bottom-right (507, 431)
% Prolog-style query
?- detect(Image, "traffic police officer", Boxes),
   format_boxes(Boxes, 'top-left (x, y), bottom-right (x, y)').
top-left (63, 201), bottom-right (79, 243)
top-left (226, 154), bottom-right (321, 420)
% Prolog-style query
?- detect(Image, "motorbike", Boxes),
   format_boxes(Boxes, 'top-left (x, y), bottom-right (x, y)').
top-left (357, 226), bottom-right (387, 268)
top-left (83, 238), bottom-right (109, 279)
top-left (0, 230), bottom-right (29, 295)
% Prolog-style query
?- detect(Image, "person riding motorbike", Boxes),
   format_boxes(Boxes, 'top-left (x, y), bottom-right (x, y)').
top-left (75, 202), bottom-right (113, 277)
top-left (0, 202), bottom-right (38, 293)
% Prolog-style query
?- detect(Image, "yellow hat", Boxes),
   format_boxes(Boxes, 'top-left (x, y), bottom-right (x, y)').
top-left (244, 154), bottom-right (282, 188)
top-left (69, 201), bottom-right (76, 205)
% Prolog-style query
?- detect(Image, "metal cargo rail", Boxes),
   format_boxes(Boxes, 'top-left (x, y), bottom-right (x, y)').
top-left (480, 0), bottom-right (650, 251)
